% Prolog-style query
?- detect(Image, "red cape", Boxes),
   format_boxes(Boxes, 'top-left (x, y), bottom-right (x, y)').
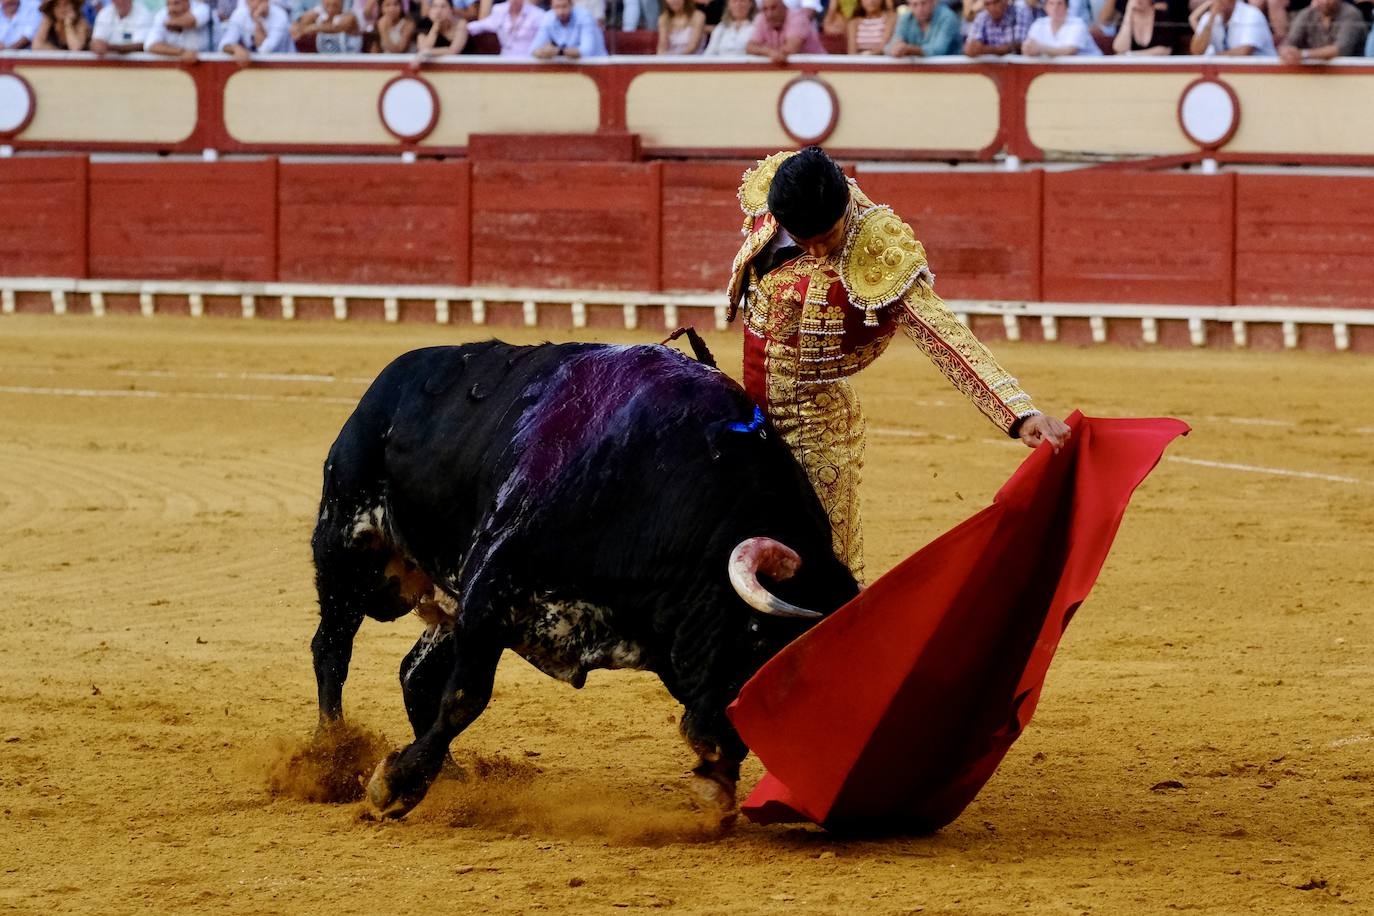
top-left (727, 413), bottom-right (1189, 832)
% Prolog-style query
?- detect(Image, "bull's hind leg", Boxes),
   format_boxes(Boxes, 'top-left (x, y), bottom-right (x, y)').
top-left (680, 709), bottom-right (748, 826)
top-left (367, 628), bottom-right (504, 818)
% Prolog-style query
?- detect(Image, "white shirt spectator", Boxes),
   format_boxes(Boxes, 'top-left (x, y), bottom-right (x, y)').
top-left (783, 0), bottom-right (821, 15)
top-left (1, 0), bottom-right (41, 48)
top-left (1024, 12), bottom-right (1100, 53)
top-left (143, 0), bottom-right (211, 50)
top-left (703, 15), bottom-right (752, 53)
top-left (219, 0), bottom-right (292, 49)
top-left (92, 0), bottom-right (152, 46)
top-left (1197, 1), bottom-right (1276, 55)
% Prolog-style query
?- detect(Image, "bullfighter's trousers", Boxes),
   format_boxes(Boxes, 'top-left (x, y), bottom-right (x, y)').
top-left (765, 375), bottom-right (867, 584)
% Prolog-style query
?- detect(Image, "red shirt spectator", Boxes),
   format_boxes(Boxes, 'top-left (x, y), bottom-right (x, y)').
top-left (747, 0), bottom-right (824, 60)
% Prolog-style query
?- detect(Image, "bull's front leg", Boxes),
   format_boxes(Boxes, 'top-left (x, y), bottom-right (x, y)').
top-left (367, 633), bottom-right (504, 818)
top-left (311, 606), bottom-right (365, 727)
top-left (681, 710), bottom-right (749, 828)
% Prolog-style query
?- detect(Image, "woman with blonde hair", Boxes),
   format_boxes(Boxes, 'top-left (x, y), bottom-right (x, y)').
top-left (847, 0), bottom-right (894, 53)
top-left (702, 0), bottom-right (753, 53)
top-left (656, 0), bottom-right (704, 52)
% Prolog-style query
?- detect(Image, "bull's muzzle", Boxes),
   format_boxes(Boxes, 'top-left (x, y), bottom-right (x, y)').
top-left (728, 537), bottom-right (822, 620)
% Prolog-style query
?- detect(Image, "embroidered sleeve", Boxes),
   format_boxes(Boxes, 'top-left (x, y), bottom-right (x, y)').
top-left (896, 275), bottom-right (1038, 435)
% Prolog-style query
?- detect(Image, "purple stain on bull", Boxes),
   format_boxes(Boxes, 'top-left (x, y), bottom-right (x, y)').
top-left (309, 340), bottom-right (857, 824)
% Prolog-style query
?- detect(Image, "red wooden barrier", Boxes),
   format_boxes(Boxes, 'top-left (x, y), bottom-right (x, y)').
top-left (1235, 174), bottom-right (1374, 310)
top-left (1041, 171), bottom-right (1234, 306)
top-left (470, 160), bottom-right (660, 291)
top-left (87, 160), bottom-right (277, 281)
top-left (857, 170), bottom-right (1043, 302)
top-left (659, 161), bottom-right (751, 293)
top-left (278, 161), bottom-right (471, 286)
top-left (0, 156), bottom-right (87, 278)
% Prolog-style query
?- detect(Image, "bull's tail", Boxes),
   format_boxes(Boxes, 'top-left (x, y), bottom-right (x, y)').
top-left (664, 327), bottom-right (717, 369)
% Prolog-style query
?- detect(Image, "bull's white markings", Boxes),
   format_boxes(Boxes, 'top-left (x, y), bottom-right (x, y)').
top-left (516, 597), bottom-right (644, 684)
top-left (1165, 456), bottom-right (1371, 487)
top-left (348, 505), bottom-right (387, 542)
top-left (0, 385), bottom-right (357, 406)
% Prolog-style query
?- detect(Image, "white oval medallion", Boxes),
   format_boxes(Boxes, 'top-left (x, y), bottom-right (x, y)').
top-left (0, 73), bottom-right (35, 136)
top-left (379, 76), bottom-right (439, 143)
top-left (778, 76), bottom-right (839, 146)
top-left (1178, 79), bottom-right (1239, 149)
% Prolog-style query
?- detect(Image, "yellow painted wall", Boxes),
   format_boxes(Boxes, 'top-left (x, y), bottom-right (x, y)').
top-left (224, 69), bottom-right (599, 146)
top-left (17, 66), bottom-right (197, 144)
top-left (421, 71), bottom-right (599, 146)
top-left (1026, 71), bottom-right (1197, 155)
top-left (627, 70), bottom-right (998, 152)
top-left (1226, 73), bottom-right (1374, 155)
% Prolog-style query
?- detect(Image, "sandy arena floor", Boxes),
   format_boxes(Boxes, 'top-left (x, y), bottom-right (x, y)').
top-left (1, 315), bottom-right (1371, 915)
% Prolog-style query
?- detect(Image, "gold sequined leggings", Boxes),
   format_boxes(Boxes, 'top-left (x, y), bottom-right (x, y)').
top-left (766, 378), bottom-right (867, 583)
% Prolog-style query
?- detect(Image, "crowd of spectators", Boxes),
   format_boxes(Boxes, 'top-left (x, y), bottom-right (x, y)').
top-left (3, 0), bottom-right (1374, 59)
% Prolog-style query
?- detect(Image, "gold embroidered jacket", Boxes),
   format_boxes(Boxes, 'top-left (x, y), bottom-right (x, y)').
top-left (726, 152), bottom-right (1038, 435)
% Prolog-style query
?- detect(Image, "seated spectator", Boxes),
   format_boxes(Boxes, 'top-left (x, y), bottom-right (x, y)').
top-left (90, 0), bottom-right (151, 53)
top-left (702, 0), bottom-right (754, 53)
top-left (622, 0), bottom-right (657, 30)
top-left (746, 0), bottom-right (823, 61)
top-left (369, 0), bottom-right (415, 49)
top-left (1190, 0), bottom-right (1274, 54)
top-left (821, 0), bottom-right (859, 36)
top-left (416, 0), bottom-right (467, 52)
top-left (889, 0), bottom-right (962, 54)
top-left (1189, 0), bottom-right (1281, 44)
top-left (657, 0), bottom-right (704, 51)
top-left (1, 0), bottom-right (40, 49)
top-left (847, 0), bottom-right (893, 51)
top-left (219, 0), bottom-right (294, 57)
top-left (295, 0), bottom-right (362, 50)
top-left (531, 0), bottom-right (606, 55)
top-left (1023, 0), bottom-right (1099, 51)
top-left (963, 0), bottom-right (1030, 54)
top-left (467, 0), bottom-right (541, 53)
top-left (144, 0), bottom-right (212, 58)
top-left (33, 0), bottom-right (89, 47)
top-left (1279, 0), bottom-right (1364, 61)
top-left (1111, 0), bottom-right (1171, 51)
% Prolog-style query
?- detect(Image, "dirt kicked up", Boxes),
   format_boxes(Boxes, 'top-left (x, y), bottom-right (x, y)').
top-left (1, 315), bottom-right (1370, 914)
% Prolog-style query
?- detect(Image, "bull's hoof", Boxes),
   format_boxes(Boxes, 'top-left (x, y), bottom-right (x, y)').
top-left (688, 774), bottom-right (739, 832)
top-left (366, 753), bottom-right (427, 819)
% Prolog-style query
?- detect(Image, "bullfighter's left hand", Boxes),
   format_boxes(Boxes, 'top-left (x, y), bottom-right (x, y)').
top-left (1019, 414), bottom-right (1071, 452)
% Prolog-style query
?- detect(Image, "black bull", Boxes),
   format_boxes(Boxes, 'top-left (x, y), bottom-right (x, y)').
top-left (310, 340), bottom-right (859, 818)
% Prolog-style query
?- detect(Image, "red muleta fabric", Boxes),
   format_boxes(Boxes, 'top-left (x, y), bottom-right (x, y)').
top-left (727, 413), bottom-right (1190, 832)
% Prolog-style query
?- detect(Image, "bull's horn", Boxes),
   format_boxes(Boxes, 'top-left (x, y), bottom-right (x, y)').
top-left (728, 537), bottom-right (823, 620)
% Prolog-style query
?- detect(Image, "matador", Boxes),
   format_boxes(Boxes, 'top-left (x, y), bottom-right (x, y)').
top-left (727, 147), bottom-right (1071, 581)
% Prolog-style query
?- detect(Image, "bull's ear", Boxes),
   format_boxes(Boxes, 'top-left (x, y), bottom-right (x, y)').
top-left (704, 406), bottom-right (768, 461)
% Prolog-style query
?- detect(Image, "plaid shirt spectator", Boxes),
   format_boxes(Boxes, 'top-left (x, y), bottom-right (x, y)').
top-left (967, 0), bottom-right (1032, 49)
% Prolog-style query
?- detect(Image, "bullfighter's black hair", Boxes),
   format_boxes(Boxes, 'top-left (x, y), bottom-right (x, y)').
top-left (767, 146), bottom-right (850, 240)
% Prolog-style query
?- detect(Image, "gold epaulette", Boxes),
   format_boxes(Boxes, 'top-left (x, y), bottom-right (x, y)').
top-left (738, 150), bottom-right (796, 217)
top-left (840, 205), bottom-right (930, 326)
